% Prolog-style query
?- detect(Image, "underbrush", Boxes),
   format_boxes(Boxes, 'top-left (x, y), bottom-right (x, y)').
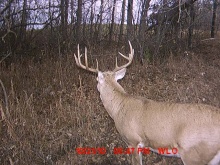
top-left (0, 39), bottom-right (220, 165)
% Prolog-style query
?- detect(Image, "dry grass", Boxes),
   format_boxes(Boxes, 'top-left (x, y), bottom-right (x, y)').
top-left (1, 38), bottom-right (220, 165)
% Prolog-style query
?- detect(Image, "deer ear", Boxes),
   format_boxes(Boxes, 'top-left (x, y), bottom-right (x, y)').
top-left (98, 71), bottom-right (104, 84)
top-left (115, 68), bottom-right (126, 81)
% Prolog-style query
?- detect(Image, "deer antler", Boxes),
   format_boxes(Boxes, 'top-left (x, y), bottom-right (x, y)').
top-left (113, 41), bottom-right (134, 72)
top-left (74, 44), bottom-right (99, 73)
top-left (74, 41), bottom-right (134, 73)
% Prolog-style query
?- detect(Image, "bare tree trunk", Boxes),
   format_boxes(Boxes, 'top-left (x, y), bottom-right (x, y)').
top-left (65, 0), bottom-right (69, 50)
top-left (83, 15), bottom-right (86, 42)
top-left (60, 0), bottom-right (65, 54)
top-left (70, 0), bottom-right (75, 24)
top-left (70, 0), bottom-right (75, 45)
top-left (127, 0), bottom-right (133, 41)
top-left (65, 1), bottom-right (69, 30)
top-left (49, 0), bottom-right (52, 34)
top-left (48, 0), bottom-right (53, 52)
top-left (20, 0), bottom-right (27, 47)
top-left (76, 0), bottom-right (82, 43)
top-left (60, 0), bottom-right (69, 54)
top-left (60, 0), bottom-right (65, 33)
top-left (97, 0), bottom-right (104, 42)
top-left (188, 3), bottom-right (195, 49)
top-left (118, 0), bottom-right (126, 44)
top-left (138, 0), bottom-right (151, 63)
top-left (90, 0), bottom-right (94, 41)
top-left (109, 0), bottom-right (116, 43)
top-left (211, 0), bottom-right (218, 38)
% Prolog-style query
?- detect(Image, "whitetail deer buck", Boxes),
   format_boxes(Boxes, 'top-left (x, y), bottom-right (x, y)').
top-left (74, 41), bottom-right (220, 165)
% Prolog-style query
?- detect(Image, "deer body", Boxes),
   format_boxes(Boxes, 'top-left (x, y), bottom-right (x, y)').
top-left (97, 68), bottom-right (220, 165)
top-left (74, 42), bottom-right (220, 165)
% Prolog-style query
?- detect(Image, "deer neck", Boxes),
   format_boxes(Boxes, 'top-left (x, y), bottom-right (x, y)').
top-left (99, 81), bottom-right (127, 119)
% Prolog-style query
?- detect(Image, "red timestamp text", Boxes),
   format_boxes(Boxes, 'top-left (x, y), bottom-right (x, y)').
top-left (76, 147), bottom-right (107, 155)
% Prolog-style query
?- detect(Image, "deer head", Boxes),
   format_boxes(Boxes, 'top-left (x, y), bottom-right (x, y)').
top-left (75, 42), bottom-right (133, 108)
top-left (74, 41), bottom-right (134, 118)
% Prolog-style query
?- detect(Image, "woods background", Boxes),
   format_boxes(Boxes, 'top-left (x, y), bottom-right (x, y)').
top-left (0, 0), bottom-right (219, 61)
top-left (0, 0), bottom-right (220, 165)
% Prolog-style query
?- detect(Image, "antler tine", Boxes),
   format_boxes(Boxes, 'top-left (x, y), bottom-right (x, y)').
top-left (74, 44), bottom-right (80, 66)
top-left (74, 44), bottom-right (99, 73)
top-left (113, 41), bottom-right (134, 72)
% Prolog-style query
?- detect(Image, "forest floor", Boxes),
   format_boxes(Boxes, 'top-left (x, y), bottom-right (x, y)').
top-left (1, 35), bottom-right (220, 165)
